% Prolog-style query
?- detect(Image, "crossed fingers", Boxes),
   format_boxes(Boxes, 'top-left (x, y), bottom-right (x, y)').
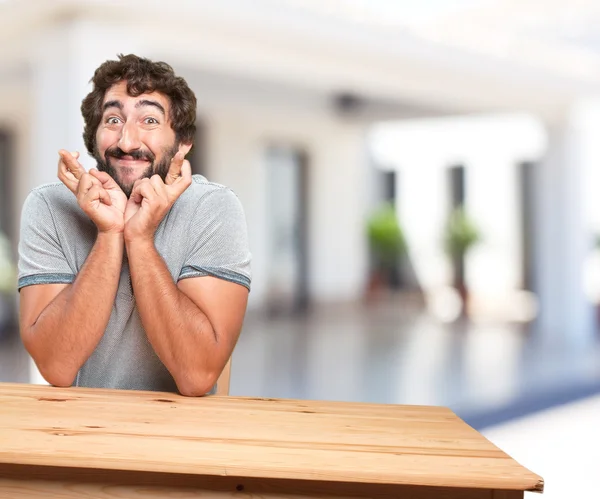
top-left (131, 151), bottom-right (192, 203)
top-left (77, 172), bottom-right (112, 207)
top-left (165, 151), bottom-right (192, 195)
top-left (57, 150), bottom-right (87, 194)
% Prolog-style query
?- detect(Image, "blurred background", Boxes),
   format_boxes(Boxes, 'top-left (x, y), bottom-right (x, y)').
top-left (1, 0), bottom-right (599, 496)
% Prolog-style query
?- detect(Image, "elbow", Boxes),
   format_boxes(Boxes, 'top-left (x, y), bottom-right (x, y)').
top-left (21, 331), bottom-right (77, 387)
top-left (29, 347), bottom-right (77, 388)
top-left (176, 370), bottom-right (218, 397)
top-left (178, 385), bottom-right (212, 397)
top-left (37, 364), bottom-right (77, 388)
top-left (36, 360), bottom-right (77, 388)
top-left (46, 375), bottom-right (76, 388)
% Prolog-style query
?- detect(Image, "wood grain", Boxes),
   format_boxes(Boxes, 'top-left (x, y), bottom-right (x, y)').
top-left (0, 480), bottom-right (522, 499)
top-left (0, 466), bottom-right (523, 499)
top-left (0, 383), bottom-right (543, 495)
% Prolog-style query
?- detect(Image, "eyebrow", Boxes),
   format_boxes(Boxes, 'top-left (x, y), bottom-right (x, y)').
top-left (102, 99), bottom-right (166, 116)
top-left (136, 99), bottom-right (166, 116)
top-left (103, 100), bottom-right (122, 112)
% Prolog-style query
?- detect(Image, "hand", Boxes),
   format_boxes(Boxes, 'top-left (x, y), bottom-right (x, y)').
top-left (58, 150), bottom-right (126, 234)
top-left (124, 152), bottom-right (192, 243)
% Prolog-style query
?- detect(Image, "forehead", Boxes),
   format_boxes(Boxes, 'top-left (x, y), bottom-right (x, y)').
top-left (102, 81), bottom-right (170, 112)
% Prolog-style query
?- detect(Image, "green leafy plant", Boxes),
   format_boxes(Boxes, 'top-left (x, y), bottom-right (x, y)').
top-left (367, 203), bottom-right (407, 271)
top-left (444, 207), bottom-right (481, 258)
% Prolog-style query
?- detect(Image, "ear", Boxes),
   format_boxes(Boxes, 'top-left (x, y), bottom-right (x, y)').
top-left (178, 142), bottom-right (193, 157)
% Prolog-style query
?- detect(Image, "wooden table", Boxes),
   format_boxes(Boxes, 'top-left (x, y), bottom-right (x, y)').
top-left (0, 382), bottom-right (543, 498)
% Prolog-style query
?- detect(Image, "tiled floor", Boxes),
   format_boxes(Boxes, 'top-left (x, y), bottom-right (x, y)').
top-left (2, 295), bottom-right (600, 430)
top-left (229, 298), bottom-right (600, 429)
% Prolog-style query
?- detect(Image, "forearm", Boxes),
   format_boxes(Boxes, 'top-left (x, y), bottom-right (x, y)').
top-left (23, 233), bottom-right (123, 386)
top-left (126, 239), bottom-right (218, 395)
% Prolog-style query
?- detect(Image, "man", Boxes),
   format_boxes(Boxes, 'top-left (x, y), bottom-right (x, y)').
top-left (17, 54), bottom-right (251, 396)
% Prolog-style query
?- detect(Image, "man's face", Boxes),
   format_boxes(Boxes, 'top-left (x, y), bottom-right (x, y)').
top-left (94, 81), bottom-right (183, 196)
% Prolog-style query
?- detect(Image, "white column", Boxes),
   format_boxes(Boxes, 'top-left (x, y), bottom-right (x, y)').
top-left (398, 160), bottom-right (451, 292)
top-left (308, 125), bottom-right (370, 302)
top-left (532, 110), bottom-right (596, 348)
top-left (27, 20), bottom-right (139, 384)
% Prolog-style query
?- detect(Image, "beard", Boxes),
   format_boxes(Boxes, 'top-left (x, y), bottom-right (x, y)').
top-left (94, 143), bottom-right (180, 197)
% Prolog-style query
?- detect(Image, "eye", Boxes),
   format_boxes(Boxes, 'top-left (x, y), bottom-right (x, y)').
top-left (106, 117), bottom-right (122, 125)
top-left (144, 117), bottom-right (159, 125)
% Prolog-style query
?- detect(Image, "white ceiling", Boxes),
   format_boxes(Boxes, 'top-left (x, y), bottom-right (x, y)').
top-left (1, 0), bottom-right (600, 120)
top-left (282, 0), bottom-right (600, 82)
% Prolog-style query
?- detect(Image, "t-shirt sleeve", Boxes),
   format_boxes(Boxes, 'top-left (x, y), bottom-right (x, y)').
top-left (178, 187), bottom-right (252, 291)
top-left (17, 189), bottom-right (76, 290)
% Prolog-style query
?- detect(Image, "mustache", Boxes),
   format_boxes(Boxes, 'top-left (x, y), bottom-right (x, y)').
top-left (105, 147), bottom-right (155, 162)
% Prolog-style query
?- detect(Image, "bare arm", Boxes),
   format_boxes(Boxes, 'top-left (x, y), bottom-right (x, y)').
top-left (20, 232), bottom-right (124, 386)
top-left (19, 151), bottom-right (127, 386)
top-left (123, 152), bottom-right (248, 396)
top-left (127, 239), bottom-right (248, 396)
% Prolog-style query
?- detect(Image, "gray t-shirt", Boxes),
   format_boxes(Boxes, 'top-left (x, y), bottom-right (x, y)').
top-left (17, 175), bottom-right (251, 393)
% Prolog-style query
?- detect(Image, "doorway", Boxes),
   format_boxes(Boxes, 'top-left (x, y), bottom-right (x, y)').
top-left (265, 145), bottom-right (309, 315)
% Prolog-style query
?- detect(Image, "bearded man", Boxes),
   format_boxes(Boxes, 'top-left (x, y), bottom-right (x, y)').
top-left (17, 54), bottom-right (251, 396)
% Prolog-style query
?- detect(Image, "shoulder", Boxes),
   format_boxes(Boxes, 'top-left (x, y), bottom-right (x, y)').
top-left (23, 182), bottom-right (76, 213)
top-left (178, 175), bottom-right (244, 212)
top-left (186, 175), bottom-right (237, 199)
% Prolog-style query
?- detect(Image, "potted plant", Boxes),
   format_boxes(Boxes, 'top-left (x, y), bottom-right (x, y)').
top-left (366, 203), bottom-right (407, 297)
top-left (443, 207), bottom-right (481, 308)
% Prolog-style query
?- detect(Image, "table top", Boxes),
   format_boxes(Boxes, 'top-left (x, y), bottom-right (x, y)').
top-left (0, 382), bottom-right (543, 492)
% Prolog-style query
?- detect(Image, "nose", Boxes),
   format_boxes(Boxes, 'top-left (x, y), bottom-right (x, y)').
top-left (118, 120), bottom-right (141, 153)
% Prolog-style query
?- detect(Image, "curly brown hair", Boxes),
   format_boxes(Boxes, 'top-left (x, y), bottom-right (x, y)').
top-left (81, 54), bottom-right (196, 155)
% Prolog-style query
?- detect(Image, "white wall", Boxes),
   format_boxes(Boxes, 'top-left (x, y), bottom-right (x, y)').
top-left (466, 156), bottom-right (522, 296)
top-left (202, 105), bottom-right (370, 308)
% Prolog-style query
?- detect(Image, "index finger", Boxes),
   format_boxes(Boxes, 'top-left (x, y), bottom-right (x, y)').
top-left (166, 159), bottom-right (192, 199)
top-left (58, 150), bottom-right (86, 180)
top-left (57, 150), bottom-right (86, 194)
top-left (165, 152), bottom-right (185, 186)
